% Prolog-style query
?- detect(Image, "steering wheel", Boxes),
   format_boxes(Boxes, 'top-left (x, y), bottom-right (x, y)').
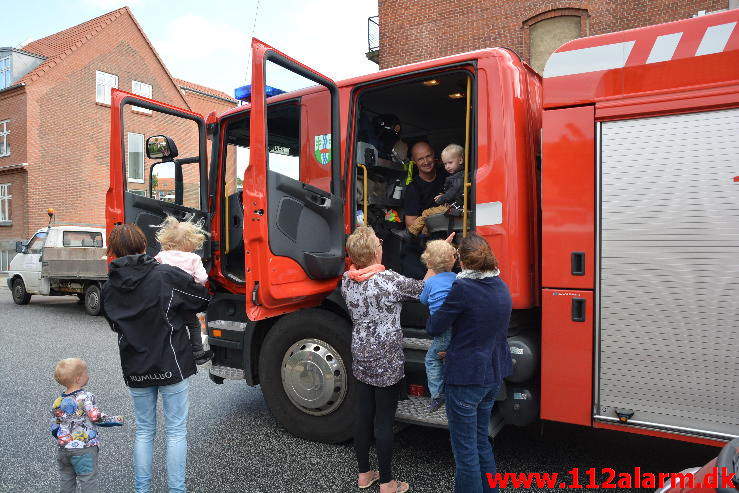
top-left (716, 436), bottom-right (739, 493)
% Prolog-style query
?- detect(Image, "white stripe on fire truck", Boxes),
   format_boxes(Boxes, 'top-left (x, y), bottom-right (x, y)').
top-left (475, 201), bottom-right (503, 227)
top-left (543, 41), bottom-right (635, 78)
top-left (646, 32), bottom-right (683, 64)
top-left (695, 21), bottom-right (737, 56)
top-left (544, 21), bottom-right (737, 77)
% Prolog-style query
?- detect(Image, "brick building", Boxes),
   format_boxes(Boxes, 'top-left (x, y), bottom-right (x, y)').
top-left (0, 7), bottom-right (237, 267)
top-left (376, 0), bottom-right (738, 72)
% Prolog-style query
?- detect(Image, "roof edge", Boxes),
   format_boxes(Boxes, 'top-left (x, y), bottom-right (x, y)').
top-left (124, 8), bottom-right (192, 111)
top-left (18, 8), bottom-right (127, 86)
top-left (0, 48), bottom-right (46, 60)
top-left (178, 84), bottom-right (239, 104)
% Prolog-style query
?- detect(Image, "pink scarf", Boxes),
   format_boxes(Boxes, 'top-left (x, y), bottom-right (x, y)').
top-left (347, 263), bottom-right (385, 282)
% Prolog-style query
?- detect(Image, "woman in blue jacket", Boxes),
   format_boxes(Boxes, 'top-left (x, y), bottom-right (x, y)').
top-left (426, 233), bottom-right (512, 493)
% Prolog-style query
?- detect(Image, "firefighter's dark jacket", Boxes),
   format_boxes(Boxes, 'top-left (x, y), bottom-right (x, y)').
top-left (102, 254), bottom-right (209, 388)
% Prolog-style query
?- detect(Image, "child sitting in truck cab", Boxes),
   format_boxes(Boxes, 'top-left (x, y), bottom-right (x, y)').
top-left (408, 144), bottom-right (465, 236)
top-left (154, 216), bottom-right (212, 365)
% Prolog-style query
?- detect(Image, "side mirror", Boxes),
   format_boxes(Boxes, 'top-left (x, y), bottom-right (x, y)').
top-left (15, 241), bottom-right (24, 253)
top-left (146, 135), bottom-right (179, 160)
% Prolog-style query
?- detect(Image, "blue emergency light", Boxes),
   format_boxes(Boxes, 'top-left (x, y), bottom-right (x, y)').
top-left (234, 84), bottom-right (286, 102)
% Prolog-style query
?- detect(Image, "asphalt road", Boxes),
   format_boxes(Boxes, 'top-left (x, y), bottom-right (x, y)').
top-left (0, 286), bottom-right (720, 493)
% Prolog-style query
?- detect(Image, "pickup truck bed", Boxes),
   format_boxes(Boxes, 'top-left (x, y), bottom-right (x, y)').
top-left (42, 247), bottom-right (108, 280)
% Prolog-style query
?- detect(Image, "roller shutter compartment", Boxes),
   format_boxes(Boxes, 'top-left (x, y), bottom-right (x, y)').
top-left (598, 108), bottom-right (739, 439)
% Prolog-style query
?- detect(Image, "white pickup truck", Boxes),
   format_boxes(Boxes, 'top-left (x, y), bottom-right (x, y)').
top-left (6, 226), bottom-right (108, 315)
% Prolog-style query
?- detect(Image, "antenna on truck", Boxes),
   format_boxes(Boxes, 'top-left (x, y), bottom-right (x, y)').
top-left (47, 208), bottom-right (55, 227)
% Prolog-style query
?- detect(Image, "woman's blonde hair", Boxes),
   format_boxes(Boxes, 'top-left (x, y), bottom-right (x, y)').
top-left (156, 216), bottom-right (208, 252)
top-left (54, 358), bottom-right (87, 387)
top-left (345, 226), bottom-right (380, 269)
top-left (421, 240), bottom-right (457, 272)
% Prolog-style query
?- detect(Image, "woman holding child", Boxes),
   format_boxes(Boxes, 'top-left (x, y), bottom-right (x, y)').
top-left (427, 233), bottom-right (512, 493)
top-left (102, 223), bottom-right (209, 493)
top-left (342, 226), bottom-right (434, 493)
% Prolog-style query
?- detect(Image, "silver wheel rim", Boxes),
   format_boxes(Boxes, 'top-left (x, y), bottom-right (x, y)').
top-left (87, 289), bottom-right (99, 311)
top-left (13, 282), bottom-right (22, 300)
top-left (281, 338), bottom-right (348, 416)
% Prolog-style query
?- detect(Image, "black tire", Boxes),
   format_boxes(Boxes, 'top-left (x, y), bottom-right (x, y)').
top-left (84, 284), bottom-right (102, 316)
top-left (259, 308), bottom-right (355, 443)
top-left (11, 278), bottom-right (31, 305)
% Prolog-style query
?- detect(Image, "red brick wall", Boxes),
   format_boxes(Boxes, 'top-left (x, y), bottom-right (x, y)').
top-left (23, 11), bottom-right (201, 236)
top-left (181, 90), bottom-right (236, 121)
top-left (180, 89), bottom-right (239, 194)
top-left (0, 88), bottom-right (28, 241)
top-left (378, 0), bottom-right (729, 68)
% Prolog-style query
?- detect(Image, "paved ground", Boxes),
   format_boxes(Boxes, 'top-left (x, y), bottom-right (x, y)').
top-left (0, 287), bottom-right (720, 492)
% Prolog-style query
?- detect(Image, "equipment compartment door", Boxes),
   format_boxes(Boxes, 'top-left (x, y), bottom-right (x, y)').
top-left (244, 39), bottom-right (345, 321)
top-left (107, 90), bottom-right (209, 260)
top-left (597, 108), bottom-right (739, 439)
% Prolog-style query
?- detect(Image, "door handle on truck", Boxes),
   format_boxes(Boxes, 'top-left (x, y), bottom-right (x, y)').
top-left (305, 192), bottom-right (331, 208)
top-left (571, 252), bottom-right (585, 276)
top-left (571, 298), bottom-right (586, 322)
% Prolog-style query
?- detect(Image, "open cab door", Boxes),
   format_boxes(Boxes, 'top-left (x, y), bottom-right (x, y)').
top-left (106, 90), bottom-right (210, 262)
top-left (244, 39), bottom-right (345, 320)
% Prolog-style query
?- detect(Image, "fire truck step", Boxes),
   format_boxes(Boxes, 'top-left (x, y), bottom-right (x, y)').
top-left (210, 365), bottom-right (245, 380)
top-left (403, 337), bottom-right (432, 351)
top-left (395, 395), bottom-right (448, 428)
top-left (395, 396), bottom-right (506, 437)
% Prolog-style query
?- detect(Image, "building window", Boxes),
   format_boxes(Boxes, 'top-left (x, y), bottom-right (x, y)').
top-left (0, 183), bottom-right (11, 223)
top-left (0, 56), bottom-right (11, 90)
top-left (0, 120), bottom-right (9, 157)
top-left (127, 132), bottom-right (144, 183)
top-left (132, 80), bottom-right (153, 114)
top-left (96, 70), bottom-right (118, 105)
top-left (523, 9), bottom-right (588, 74)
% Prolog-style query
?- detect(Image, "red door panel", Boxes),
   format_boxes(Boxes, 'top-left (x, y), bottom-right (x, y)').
top-left (243, 39), bottom-right (345, 321)
top-left (541, 106), bottom-right (595, 289)
top-left (540, 288), bottom-right (594, 427)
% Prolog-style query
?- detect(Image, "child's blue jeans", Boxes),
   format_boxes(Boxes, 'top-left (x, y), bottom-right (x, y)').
top-left (425, 328), bottom-right (452, 399)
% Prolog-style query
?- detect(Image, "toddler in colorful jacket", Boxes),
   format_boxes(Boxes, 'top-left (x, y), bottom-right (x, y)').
top-left (50, 358), bottom-right (123, 493)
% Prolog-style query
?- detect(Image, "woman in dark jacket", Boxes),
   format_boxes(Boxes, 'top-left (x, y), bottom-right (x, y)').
top-left (102, 224), bottom-right (209, 493)
top-left (426, 233), bottom-right (512, 493)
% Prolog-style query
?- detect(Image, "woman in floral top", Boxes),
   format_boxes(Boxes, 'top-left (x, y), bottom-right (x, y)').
top-left (342, 226), bottom-right (430, 493)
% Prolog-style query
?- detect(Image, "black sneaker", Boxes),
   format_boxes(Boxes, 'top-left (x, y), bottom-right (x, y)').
top-left (193, 349), bottom-right (213, 365)
top-left (428, 396), bottom-right (444, 413)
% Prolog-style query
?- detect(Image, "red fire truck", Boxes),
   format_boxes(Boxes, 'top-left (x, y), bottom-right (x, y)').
top-left (106, 9), bottom-right (739, 446)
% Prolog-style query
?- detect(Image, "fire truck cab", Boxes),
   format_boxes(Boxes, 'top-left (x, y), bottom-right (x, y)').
top-left (107, 9), bottom-right (739, 445)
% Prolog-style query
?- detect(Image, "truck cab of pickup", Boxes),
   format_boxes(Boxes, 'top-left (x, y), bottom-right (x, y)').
top-left (7, 225), bottom-right (107, 315)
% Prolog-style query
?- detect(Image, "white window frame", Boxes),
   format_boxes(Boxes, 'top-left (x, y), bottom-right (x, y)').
top-left (0, 55), bottom-right (11, 90)
top-left (0, 120), bottom-right (9, 157)
top-left (127, 132), bottom-right (145, 183)
top-left (96, 70), bottom-right (118, 105)
top-left (0, 183), bottom-right (11, 223)
top-left (131, 80), bottom-right (153, 114)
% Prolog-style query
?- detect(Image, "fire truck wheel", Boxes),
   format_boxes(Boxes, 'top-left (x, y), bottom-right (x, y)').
top-left (259, 308), bottom-right (354, 443)
top-left (84, 284), bottom-right (102, 316)
top-left (11, 278), bottom-right (32, 305)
